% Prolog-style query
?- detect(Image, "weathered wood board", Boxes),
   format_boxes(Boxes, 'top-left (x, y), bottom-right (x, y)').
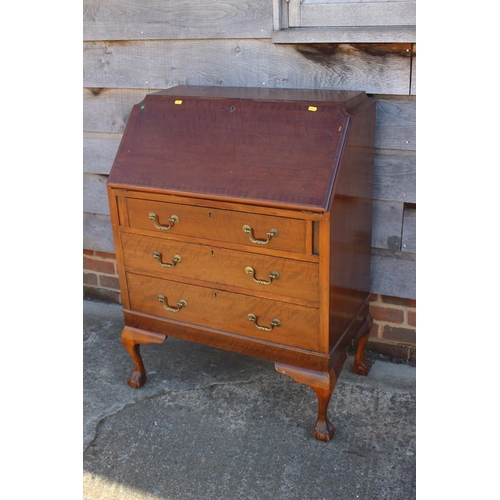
top-left (83, 132), bottom-right (122, 175)
top-left (272, 27), bottom-right (416, 44)
top-left (371, 248), bottom-right (415, 299)
top-left (373, 96), bottom-right (415, 150)
top-left (401, 204), bottom-right (416, 253)
top-left (84, 0), bottom-right (273, 41)
top-left (83, 88), bottom-right (149, 133)
top-left (373, 149), bottom-right (415, 203)
top-left (372, 201), bottom-right (404, 251)
top-left (84, 212), bottom-right (115, 253)
top-left (299, 1), bottom-right (416, 28)
top-left (83, 174), bottom-right (109, 215)
top-left (83, 40), bottom-right (412, 95)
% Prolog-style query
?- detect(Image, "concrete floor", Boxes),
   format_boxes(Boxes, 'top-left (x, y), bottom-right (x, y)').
top-left (83, 299), bottom-right (416, 500)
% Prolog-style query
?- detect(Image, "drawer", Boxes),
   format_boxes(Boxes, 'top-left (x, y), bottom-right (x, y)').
top-left (126, 273), bottom-right (321, 352)
top-left (120, 232), bottom-right (319, 305)
top-left (125, 198), bottom-right (307, 254)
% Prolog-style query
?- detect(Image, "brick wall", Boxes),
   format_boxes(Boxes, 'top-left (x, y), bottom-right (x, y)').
top-left (83, 251), bottom-right (416, 362)
top-left (368, 294), bottom-right (416, 363)
top-left (83, 250), bottom-right (121, 304)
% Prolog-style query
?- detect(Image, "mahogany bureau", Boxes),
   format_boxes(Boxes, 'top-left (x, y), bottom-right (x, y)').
top-left (107, 86), bottom-right (376, 442)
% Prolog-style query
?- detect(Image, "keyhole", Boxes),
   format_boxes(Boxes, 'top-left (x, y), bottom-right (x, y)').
top-left (213, 292), bottom-right (218, 298)
top-left (211, 250), bottom-right (215, 256)
top-left (208, 212), bottom-right (212, 217)
top-left (230, 106), bottom-right (235, 112)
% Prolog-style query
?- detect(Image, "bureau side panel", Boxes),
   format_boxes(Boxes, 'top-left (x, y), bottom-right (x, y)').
top-left (328, 102), bottom-right (376, 350)
top-left (107, 186), bottom-right (131, 309)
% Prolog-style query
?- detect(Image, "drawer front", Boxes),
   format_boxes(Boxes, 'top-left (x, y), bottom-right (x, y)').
top-left (126, 198), bottom-right (307, 254)
top-left (126, 273), bottom-right (320, 352)
top-left (121, 232), bottom-right (319, 305)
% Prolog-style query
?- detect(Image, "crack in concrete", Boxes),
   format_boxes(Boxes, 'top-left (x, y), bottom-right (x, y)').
top-left (85, 364), bottom-right (415, 453)
top-left (84, 373), bottom-right (272, 454)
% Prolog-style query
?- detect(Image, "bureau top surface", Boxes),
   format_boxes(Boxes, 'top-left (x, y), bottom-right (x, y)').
top-left (108, 86), bottom-right (372, 212)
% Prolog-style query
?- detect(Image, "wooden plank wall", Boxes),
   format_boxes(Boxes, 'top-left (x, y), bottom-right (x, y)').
top-left (83, 0), bottom-right (416, 300)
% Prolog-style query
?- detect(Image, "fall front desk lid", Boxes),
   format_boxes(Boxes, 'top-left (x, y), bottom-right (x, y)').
top-left (108, 86), bottom-right (371, 212)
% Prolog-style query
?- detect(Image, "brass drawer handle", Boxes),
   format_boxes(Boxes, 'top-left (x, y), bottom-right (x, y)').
top-left (247, 313), bottom-right (281, 331)
top-left (242, 225), bottom-right (278, 245)
top-left (245, 266), bottom-right (280, 285)
top-left (158, 295), bottom-right (187, 312)
top-left (149, 212), bottom-right (179, 230)
top-left (153, 251), bottom-right (181, 268)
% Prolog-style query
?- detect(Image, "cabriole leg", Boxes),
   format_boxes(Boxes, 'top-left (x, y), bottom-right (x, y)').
top-left (353, 313), bottom-right (373, 376)
top-left (275, 363), bottom-right (339, 442)
top-left (312, 385), bottom-right (336, 442)
top-left (121, 327), bottom-right (166, 388)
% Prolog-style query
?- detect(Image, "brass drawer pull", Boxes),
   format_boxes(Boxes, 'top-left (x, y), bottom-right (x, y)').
top-left (158, 295), bottom-right (187, 312)
top-left (149, 212), bottom-right (179, 230)
top-left (245, 266), bottom-right (280, 285)
top-left (247, 313), bottom-right (281, 331)
top-left (242, 225), bottom-right (278, 245)
top-left (153, 251), bottom-right (181, 268)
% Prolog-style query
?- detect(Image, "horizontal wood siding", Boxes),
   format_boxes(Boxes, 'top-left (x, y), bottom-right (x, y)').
top-left (373, 149), bottom-right (415, 203)
top-left (271, 27), bottom-right (416, 44)
top-left (371, 249), bottom-right (415, 299)
top-left (83, 41), bottom-right (412, 95)
top-left (300, 2), bottom-right (416, 28)
top-left (84, 0), bottom-right (273, 41)
top-left (83, 174), bottom-right (109, 215)
top-left (84, 212), bottom-right (115, 253)
top-left (82, 3), bottom-right (416, 299)
top-left (83, 132), bottom-right (122, 174)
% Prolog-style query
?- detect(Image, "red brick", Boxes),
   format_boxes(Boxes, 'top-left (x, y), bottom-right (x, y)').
top-left (408, 310), bottom-right (416, 327)
top-left (95, 251), bottom-right (116, 260)
top-left (381, 295), bottom-right (416, 308)
top-left (369, 305), bottom-right (404, 324)
top-left (83, 256), bottom-right (116, 275)
top-left (382, 325), bottom-right (416, 345)
top-left (369, 323), bottom-right (380, 339)
top-left (83, 249), bottom-right (95, 256)
top-left (369, 293), bottom-right (379, 302)
top-left (83, 272), bottom-right (98, 286)
top-left (99, 275), bottom-right (120, 290)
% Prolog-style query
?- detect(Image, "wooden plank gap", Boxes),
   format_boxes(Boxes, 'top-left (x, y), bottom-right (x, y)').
top-left (401, 202), bottom-right (416, 253)
top-left (408, 43), bottom-right (414, 95)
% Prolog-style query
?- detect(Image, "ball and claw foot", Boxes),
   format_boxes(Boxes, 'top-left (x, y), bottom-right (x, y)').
top-left (121, 327), bottom-right (166, 389)
top-left (353, 356), bottom-right (373, 376)
top-left (126, 370), bottom-right (147, 389)
top-left (314, 418), bottom-right (336, 442)
top-left (276, 362), bottom-right (340, 442)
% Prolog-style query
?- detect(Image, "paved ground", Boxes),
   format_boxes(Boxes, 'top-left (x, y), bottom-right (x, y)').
top-left (83, 299), bottom-right (416, 500)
